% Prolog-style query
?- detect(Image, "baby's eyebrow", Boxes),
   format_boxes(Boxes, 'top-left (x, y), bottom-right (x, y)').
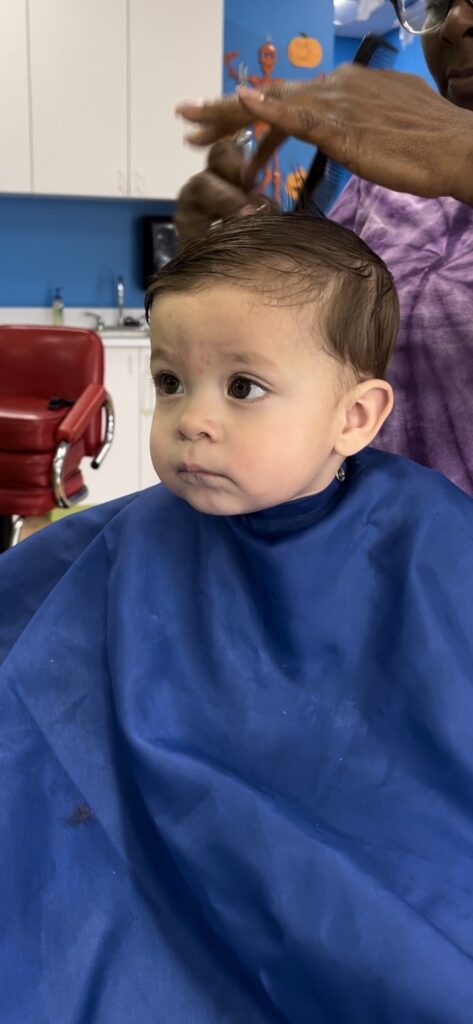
top-left (150, 346), bottom-right (280, 372)
top-left (221, 350), bottom-right (279, 370)
top-left (150, 346), bottom-right (176, 365)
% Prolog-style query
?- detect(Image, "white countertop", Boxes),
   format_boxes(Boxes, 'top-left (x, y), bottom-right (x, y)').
top-left (0, 307), bottom-right (150, 346)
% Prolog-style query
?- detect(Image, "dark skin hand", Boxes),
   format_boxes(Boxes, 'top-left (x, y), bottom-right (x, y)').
top-left (177, 66), bottom-right (473, 201)
top-left (175, 1), bottom-right (473, 242)
top-left (176, 141), bottom-right (252, 244)
top-left (175, 139), bottom-right (277, 244)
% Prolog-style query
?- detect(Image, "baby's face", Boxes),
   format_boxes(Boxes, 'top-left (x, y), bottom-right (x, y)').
top-left (149, 285), bottom-right (348, 516)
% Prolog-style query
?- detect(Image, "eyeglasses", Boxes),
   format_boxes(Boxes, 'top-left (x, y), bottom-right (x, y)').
top-left (391, 0), bottom-right (473, 35)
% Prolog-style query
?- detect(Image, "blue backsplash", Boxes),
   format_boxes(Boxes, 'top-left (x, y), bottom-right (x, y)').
top-left (0, 194), bottom-right (174, 309)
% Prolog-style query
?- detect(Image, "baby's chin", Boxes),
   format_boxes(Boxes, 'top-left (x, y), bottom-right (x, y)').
top-left (159, 477), bottom-right (241, 516)
top-left (177, 492), bottom-right (251, 516)
top-left (161, 477), bottom-right (276, 517)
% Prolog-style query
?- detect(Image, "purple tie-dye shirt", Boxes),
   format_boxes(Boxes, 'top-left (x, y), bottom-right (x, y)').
top-left (331, 177), bottom-right (473, 495)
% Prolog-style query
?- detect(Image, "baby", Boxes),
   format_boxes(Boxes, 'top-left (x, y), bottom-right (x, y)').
top-left (146, 212), bottom-right (397, 517)
top-left (1, 213), bottom-right (472, 1024)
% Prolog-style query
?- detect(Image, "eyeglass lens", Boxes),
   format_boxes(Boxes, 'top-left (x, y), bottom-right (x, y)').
top-left (399, 0), bottom-right (472, 33)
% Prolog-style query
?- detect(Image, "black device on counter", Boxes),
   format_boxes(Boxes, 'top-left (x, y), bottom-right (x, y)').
top-left (295, 33), bottom-right (398, 213)
top-left (142, 216), bottom-right (177, 288)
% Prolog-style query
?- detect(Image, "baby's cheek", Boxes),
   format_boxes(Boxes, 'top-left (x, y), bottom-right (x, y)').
top-left (149, 420), bottom-right (167, 470)
top-left (237, 432), bottom-right (284, 477)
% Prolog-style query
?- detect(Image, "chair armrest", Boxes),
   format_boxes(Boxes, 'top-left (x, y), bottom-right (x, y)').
top-left (57, 383), bottom-right (106, 445)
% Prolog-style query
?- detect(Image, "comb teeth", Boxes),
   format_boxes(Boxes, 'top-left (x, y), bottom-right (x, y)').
top-left (367, 49), bottom-right (398, 71)
top-left (310, 164), bottom-right (351, 213)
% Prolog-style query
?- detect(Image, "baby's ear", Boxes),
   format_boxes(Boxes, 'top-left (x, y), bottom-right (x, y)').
top-left (335, 379), bottom-right (393, 458)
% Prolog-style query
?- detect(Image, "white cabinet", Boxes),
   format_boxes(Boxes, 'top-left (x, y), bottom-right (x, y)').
top-left (1, 0), bottom-right (223, 199)
top-left (28, 0), bottom-right (128, 196)
top-left (82, 338), bottom-right (158, 506)
top-left (0, 0), bottom-right (31, 192)
top-left (129, 0), bottom-right (223, 199)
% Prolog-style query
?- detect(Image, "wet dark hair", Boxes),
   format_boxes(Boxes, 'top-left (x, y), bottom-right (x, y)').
top-left (145, 212), bottom-right (399, 379)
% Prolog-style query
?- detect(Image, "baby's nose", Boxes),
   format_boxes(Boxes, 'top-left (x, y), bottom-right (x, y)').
top-left (177, 405), bottom-right (217, 442)
top-left (178, 424), bottom-right (211, 442)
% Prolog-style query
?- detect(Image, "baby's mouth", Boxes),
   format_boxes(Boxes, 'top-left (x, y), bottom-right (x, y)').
top-left (179, 463), bottom-right (221, 476)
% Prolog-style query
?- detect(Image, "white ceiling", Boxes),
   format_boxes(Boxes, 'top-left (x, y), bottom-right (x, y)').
top-left (334, 0), bottom-right (399, 37)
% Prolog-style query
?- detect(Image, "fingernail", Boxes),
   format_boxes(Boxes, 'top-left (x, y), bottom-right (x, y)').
top-left (237, 86), bottom-right (264, 102)
top-left (238, 204), bottom-right (258, 217)
top-left (175, 98), bottom-right (204, 112)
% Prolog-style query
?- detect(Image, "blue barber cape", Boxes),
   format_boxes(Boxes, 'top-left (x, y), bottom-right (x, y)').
top-left (1, 448), bottom-right (473, 1023)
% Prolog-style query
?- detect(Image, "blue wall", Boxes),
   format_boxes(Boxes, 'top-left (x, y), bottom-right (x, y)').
top-left (0, 194), bottom-right (174, 309)
top-left (334, 29), bottom-right (436, 87)
top-left (0, 2), bottom-right (437, 310)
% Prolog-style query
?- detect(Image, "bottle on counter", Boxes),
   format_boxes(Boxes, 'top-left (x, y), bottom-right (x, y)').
top-left (51, 287), bottom-right (64, 326)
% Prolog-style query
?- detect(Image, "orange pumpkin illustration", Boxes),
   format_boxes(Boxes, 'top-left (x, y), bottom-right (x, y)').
top-left (287, 32), bottom-right (323, 69)
top-left (285, 167), bottom-right (307, 201)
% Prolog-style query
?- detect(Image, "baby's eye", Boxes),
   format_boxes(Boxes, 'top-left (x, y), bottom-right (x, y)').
top-left (228, 376), bottom-right (267, 401)
top-left (154, 372), bottom-right (184, 396)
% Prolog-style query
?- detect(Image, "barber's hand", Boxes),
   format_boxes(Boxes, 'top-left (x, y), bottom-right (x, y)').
top-left (175, 139), bottom-right (274, 244)
top-left (177, 65), bottom-right (473, 205)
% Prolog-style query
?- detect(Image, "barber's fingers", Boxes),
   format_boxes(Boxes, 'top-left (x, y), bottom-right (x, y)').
top-left (176, 78), bottom-right (328, 127)
top-left (179, 168), bottom-right (249, 216)
top-left (242, 127), bottom-right (287, 188)
top-left (176, 95), bottom-right (253, 146)
top-left (177, 82), bottom-right (329, 151)
top-left (236, 87), bottom-right (332, 146)
top-left (176, 95), bottom-right (240, 123)
top-left (176, 86), bottom-right (312, 146)
top-left (207, 139), bottom-right (248, 184)
top-left (175, 168), bottom-right (253, 243)
top-left (234, 86), bottom-right (365, 177)
top-left (184, 124), bottom-right (236, 147)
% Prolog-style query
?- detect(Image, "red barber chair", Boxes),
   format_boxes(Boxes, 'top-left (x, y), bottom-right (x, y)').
top-left (0, 326), bottom-right (114, 549)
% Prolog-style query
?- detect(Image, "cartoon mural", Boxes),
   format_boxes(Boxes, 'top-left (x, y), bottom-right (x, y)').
top-left (223, 0), bottom-right (333, 206)
top-left (287, 32), bottom-right (323, 68)
top-left (224, 41), bottom-right (283, 201)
